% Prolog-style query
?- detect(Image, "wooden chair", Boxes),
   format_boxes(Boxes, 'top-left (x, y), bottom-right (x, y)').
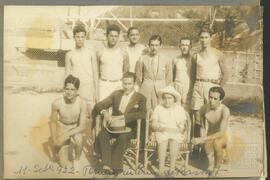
top-left (94, 114), bottom-right (142, 171)
top-left (143, 109), bottom-right (193, 174)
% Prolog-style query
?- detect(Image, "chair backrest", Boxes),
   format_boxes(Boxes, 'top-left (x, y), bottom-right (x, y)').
top-left (145, 107), bottom-right (193, 145)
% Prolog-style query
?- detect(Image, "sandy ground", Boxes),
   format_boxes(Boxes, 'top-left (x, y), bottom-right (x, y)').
top-left (3, 88), bottom-right (266, 178)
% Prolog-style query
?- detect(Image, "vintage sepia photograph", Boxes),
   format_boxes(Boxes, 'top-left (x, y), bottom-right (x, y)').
top-left (3, 4), bottom-right (266, 179)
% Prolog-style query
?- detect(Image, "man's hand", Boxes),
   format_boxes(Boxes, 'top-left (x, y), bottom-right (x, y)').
top-left (158, 126), bottom-right (166, 132)
top-left (177, 122), bottom-right (187, 134)
top-left (191, 137), bottom-right (205, 145)
top-left (102, 111), bottom-right (110, 128)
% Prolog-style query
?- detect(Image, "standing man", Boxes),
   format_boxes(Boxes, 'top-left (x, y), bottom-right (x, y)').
top-left (190, 26), bottom-right (229, 138)
top-left (92, 72), bottom-right (146, 175)
top-left (65, 24), bottom-right (98, 115)
top-left (136, 35), bottom-right (173, 110)
top-left (97, 24), bottom-right (129, 101)
top-left (192, 86), bottom-right (230, 177)
top-left (125, 27), bottom-right (146, 73)
top-left (172, 37), bottom-right (193, 110)
top-left (51, 75), bottom-right (87, 168)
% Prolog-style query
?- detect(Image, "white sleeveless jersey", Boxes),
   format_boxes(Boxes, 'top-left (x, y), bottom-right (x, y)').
top-left (196, 52), bottom-right (221, 80)
top-left (125, 44), bottom-right (145, 73)
top-left (70, 48), bottom-right (94, 83)
top-left (99, 47), bottom-right (125, 80)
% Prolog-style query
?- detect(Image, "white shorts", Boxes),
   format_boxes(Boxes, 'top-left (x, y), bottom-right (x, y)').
top-left (191, 81), bottom-right (219, 110)
top-left (98, 79), bottom-right (122, 101)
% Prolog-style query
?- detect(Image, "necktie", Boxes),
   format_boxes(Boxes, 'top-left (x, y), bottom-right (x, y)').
top-left (152, 56), bottom-right (158, 76)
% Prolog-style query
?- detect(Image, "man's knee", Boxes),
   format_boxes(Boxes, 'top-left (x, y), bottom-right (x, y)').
top-left (213, 138), bottom-right (227, 152)
top-left (72, 134), bottom-right (83, 146)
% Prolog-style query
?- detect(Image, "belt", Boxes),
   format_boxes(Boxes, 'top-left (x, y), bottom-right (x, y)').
top-left (196, 79), bottom-right (220, 84)
top-left (100, 78), bottom-right (121, 82)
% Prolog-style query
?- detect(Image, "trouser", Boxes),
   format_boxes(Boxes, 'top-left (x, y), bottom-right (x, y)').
top-left (204, 135), bottom-right (227, 170)
top-left (98, 128), bottom-right (130, 171)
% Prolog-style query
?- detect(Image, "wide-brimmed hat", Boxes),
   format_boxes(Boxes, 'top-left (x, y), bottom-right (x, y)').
top-left (158, 86), bottom-right (181, 102)
top-left (105, 115), bottom-right (131, 134)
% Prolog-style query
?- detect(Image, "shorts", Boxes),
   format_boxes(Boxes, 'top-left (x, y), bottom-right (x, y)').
top-left (191, 81), bottom-right (219, 110)
top-left (56, 121), bottom-right (82, 148)
top-left (78, 83), bottom-right (95, 105)
top-left (174, 82), bottom-right (191, 105)
top-left (98, 79), bottom-right (122, 101)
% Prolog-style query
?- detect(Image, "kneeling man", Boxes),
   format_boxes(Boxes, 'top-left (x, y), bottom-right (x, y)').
top-left (92, 72), bottom-right (146, 175)
top-left (51, 75), bottom-right (87, 167)
top-left (192, 86), bottom-right (230, 176)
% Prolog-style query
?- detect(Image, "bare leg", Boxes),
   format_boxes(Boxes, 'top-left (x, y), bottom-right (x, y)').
top-left (58, 145), bottom-right (71, 167)
top-left (169, 139), bottom-right (179, 172)
top-left (158, 140), bottom-right (168, 175)
top-left (73, 134), bottom-right (83, 161)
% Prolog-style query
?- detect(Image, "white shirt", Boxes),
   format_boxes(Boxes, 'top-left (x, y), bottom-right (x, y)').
top-left (126, 44), bottom-right (145, 73)
top-left (119, 90), bottom-right (135, 113)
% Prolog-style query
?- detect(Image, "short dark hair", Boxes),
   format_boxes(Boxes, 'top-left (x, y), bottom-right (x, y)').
top-left (73, 25), bottom-right (87, 36)
top-left (106, 24), bottom-right (120, 35)
top-left (180, 37), bottom-right (192, 47)
top-left (209, 86), bottom-right (225, 100)
top-left (199, 26), bottom-right (213, 37)
top-left (127, 27), bottom-right (139, 36)
top-left (122, 72), bottom-right (136, 82)
top-left (148, 34), bottom-right (162, 45)
top-left (64, 75), bottom-right (80, 90)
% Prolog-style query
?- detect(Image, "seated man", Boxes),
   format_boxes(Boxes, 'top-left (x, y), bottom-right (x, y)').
top-left (191, 86), bottom-right (230, 177)
top-left (50, 75), bottom-right (87, 167)
top-left (92, 72), bottom-right (146, 175)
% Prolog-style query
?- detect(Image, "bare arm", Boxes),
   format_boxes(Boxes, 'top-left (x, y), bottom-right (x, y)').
top-left (66, 99), bottom-right (87, 137)
top-left (219, 53), bottom-right (229, 87)
top-left (91, 51), bottom-right (99, 102)
top-left (135, 58), bottom-right (143, 87)
top-left (165, 59), bottom-right (173, 86)
top-left (50, 101), bottom-right (59, 143)
top-left (190, 54), bottom-right (197, 90)
top-left (123, 51), bottom-right (130, 73)
top-left (202, 106), bottom-right (230, 141)
top-left (65, 51), bottom-right (72, 77)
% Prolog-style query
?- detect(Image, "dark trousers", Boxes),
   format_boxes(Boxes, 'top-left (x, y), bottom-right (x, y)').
top-left (98, 128), bottom-right (130, 171)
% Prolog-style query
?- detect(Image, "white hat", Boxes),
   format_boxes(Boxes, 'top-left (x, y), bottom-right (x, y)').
top-left (158, 86), bottom-right (181, 102)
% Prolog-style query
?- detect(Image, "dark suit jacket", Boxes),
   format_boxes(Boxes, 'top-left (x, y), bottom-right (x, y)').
top-left (92, 89), bottom-right (147, 129)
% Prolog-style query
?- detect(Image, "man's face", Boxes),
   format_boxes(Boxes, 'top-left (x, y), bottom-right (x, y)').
top-left (199, 32), bottom-right (211, 49)
top-left (128, 29), bottom-right (140, 45)
top-left (107, 30), bottom-right (119, 47)
top-left (64, 83), bottom-right (78, 100)
top-left (162, 94), bottom-right (175, 108)
top-left (180, 39), bottom-right (191, 55)
top-left (209, 91), bottom-right (221, 109)
top-left (149, 39), bottom-right (161, 56)
top-left (122, 77), bottom-right (135, 94)
top-left (74, 32), bottom-right (86, 48)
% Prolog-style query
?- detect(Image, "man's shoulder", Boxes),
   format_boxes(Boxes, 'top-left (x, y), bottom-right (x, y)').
top-left (134, 92), bottom-right (146, 101)
top-left (52, 97), bottom-right (62, 108)
top-left (211, 48), bottom-right (223, 57)
top-left (221, 104), bottom-right (230, 113)
top-left (200, 104), bottom-right (209, 114)
top-left (140, 54), bottom-right (151, 62)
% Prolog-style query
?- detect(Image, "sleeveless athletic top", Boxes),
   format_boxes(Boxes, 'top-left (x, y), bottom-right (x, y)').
top-left (126, 44), bottom-right (145, 73)
top-left (70, 48), bottom-right (94, 83)
top-left (196, 53), bottom-right (221, 80)
top-left (99, 47), bottom-right (124, 80)
top-left (58, 96), bottom-right (81, 125)
top-left (174, 57), bottom-right (190, 85)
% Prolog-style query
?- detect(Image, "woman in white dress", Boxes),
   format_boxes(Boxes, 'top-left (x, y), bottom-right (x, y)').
top-left (151, 86), bottom-right (190, 176)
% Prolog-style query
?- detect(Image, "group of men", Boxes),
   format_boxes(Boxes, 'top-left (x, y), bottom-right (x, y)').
top-left (50, 23), bottom-right (230, 177)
